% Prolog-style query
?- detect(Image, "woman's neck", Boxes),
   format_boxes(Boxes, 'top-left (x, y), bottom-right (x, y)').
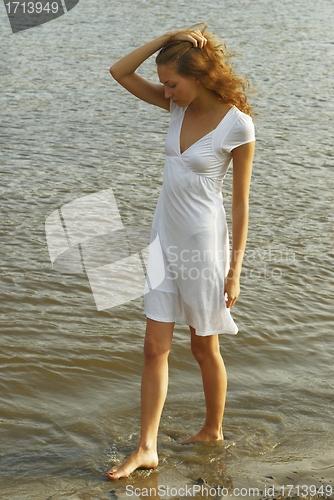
top-left (188, 86), bottom-right (230, 116)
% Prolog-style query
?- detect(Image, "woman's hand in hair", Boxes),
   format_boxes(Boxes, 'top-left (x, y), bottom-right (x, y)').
top-left (168, 29), bottom-right (207, 48)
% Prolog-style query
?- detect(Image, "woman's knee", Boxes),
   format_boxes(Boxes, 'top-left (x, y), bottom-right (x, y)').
top-left (144, 319), bottom-right (173, 360)
top-left (144, 337), bottom-right (168, 360)
top-left (190, 332), bottom-right (220, 364)
top-left (191, 342), bottom-right (207, 364)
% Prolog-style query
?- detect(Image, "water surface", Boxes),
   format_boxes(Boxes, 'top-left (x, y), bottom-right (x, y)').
top-left (0, 0), bottom-right (334, 498)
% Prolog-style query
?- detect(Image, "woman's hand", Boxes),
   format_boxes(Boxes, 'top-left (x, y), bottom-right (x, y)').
top-left (168, 29), bottom-right (207, 48)
top-left (224, 270), bottom-right (241, 308)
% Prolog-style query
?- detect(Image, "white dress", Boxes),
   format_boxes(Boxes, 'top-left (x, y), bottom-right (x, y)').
top-left (144, 101), bottom-right (255, 336)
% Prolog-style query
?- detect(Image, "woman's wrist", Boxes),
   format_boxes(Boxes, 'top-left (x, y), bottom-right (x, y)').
top-left (159, 31), bottom-right (176, 47)
top-left (227, 267), bottom-right (241, 280)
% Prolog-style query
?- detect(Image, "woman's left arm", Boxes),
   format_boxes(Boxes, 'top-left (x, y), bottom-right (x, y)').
top-left (224, 141), bottom-right (255, 308)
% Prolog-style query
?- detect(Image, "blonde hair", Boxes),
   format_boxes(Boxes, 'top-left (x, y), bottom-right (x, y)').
top-left (156, 24), bottom-right (253, 117)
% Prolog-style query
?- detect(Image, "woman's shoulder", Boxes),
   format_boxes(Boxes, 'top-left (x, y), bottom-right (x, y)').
top-left (230, 106), bottom-right (254, 125)
top-left (219, 106), bottom-right (255, 151)
top-left (229, 106), bottom-right (255, 135)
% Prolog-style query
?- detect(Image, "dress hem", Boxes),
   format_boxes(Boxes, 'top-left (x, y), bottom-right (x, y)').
top-left (145, 314), bottom-right (238, 336)
top-left (145, 314), bottom-right (175, 323)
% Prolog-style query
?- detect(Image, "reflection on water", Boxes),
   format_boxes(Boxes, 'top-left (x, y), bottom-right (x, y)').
top-left (1, 0), bottom-right (334, 497)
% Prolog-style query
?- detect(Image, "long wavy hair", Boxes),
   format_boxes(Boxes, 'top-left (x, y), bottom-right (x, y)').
top-left (156, 24), bottom-right (253, 117)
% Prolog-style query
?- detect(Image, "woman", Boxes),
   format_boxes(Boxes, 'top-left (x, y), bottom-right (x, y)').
top-left (106, 25), bottom-right (255, 480)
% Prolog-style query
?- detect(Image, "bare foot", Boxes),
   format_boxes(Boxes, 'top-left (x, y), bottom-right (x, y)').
top-left (105, 448), bottom-right (158, 480)
top-left (181, 428), bottom-right (224, 443)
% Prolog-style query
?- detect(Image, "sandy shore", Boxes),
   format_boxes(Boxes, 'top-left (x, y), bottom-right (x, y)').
top-left (1, 454), bottom-right (333, 499)
top-left (110, 454), bottom-right (334, 500)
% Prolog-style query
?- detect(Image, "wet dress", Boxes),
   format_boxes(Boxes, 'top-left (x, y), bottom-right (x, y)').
top-left (144, 101), bottom-right (255, 336)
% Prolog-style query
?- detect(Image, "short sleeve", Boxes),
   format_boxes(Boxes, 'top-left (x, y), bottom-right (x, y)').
top-left (222, 112), bottom-right (255, 153)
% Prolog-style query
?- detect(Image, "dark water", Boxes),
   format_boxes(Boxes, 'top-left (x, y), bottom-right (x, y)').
top-left (1, 0), bottom-right (334, 498)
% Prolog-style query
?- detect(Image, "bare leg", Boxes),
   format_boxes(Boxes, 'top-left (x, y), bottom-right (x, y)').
top-left (106, 319), bottom-right (174, 479)
top-left (182, 327), bottom-right (227, 442)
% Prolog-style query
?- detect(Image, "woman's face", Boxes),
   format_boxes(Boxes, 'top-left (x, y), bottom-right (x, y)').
top-left (157, 64), bottom-right (200, 107)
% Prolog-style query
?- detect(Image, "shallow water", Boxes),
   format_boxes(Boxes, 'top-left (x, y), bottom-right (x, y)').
top-left (1, 0), bottom-right (334, 498)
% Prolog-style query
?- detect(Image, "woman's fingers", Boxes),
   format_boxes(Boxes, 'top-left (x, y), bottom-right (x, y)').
top-left (172, 29), bottom-right (207, 48)
top-left (225, 293), bottom-right (237, 309)
top-left (188, 30), bottom-right (207, 48)
top-left (224, 274), bottom-right (240, 308)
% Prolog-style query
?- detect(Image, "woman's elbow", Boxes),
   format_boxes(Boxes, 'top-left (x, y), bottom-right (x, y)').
top-left (109, 65), bottom-right (117, 80)
top-left (109, 65), bottom-right (123, 82)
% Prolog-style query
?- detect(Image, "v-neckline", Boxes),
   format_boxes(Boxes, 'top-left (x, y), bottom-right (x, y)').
top-left (179, 106), bottom-right (234, 156)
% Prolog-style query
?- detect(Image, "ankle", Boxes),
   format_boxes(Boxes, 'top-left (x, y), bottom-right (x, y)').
top-left (137, 440), bottom-right (157, 453)
top-left (202, 426), bottom-right (223, 440)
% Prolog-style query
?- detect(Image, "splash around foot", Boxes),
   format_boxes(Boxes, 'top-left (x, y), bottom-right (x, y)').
top-left (105, 449), bottom-right (159, 480)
